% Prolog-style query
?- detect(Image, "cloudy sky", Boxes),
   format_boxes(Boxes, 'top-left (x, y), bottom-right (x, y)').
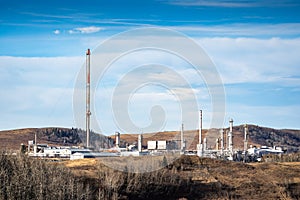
top-left (1, 0), bottom-right (300, 134)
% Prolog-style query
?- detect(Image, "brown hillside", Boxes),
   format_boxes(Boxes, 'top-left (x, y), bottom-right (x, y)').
top-left (0, 128), bottom-right (53, 150)
top-left (0, 127), bottom-right (113, 151)
top-left (114, 125), bottom-right (300, 152)
top-left (60, 155), bottom-right (300, 199)
top-left (1, 125), bottom-right (299, 152)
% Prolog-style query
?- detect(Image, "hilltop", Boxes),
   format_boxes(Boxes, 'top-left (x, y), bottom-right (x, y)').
top-left (0, 127), bottom-right (113, 151)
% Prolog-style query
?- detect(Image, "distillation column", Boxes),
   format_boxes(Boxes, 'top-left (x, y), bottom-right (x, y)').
top-left (115, 132), bottom-right (120, 148)
top-left (34, 132), bottom-right (37, 155)
top-left (215, 138), bottom-right (219, 150)
top-left (220, 129), bottom-right (224, 155)
top-left (138, 134), bottom-right (143, 152)
top-left (228, 119), bottom-right (234, 156)
top-left (181, 123), bottom-right (186, 153)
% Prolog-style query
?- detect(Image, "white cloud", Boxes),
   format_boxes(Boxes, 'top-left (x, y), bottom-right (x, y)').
top-left (197, 37), bottom-right (300, 86)
top-left (0, 56), bottom-right (83, 86)
top-left (69, 26), bottom-right (103, 34)
top-left (169, 0), bottom-right (260, 8)
top-left (85, 35), bottom-right (300, 132)
top-left (53, 29), bottom-right (60, 35)
top-left (225, 104), bottom-right (300, 129)
top-left (172, 23), bottom-right (300, 37)
top-left (167, 0), bottom-right (300, 8)
top-left (0, 56), bottom-right (84, 130)
top-left (93, 36), bottom-right (299, 87)
top-left (1, 32), bottom-right (300, 131)
top-left (22, 11), bottom-right (74, 19)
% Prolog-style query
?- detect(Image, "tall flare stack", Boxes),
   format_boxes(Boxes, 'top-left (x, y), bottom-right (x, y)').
top-left (199, 110), bottom-right (202, 144)
top-left (86, 49), bottom-right (91, 148)
top-left (197, 110), bottom-right (204, 157)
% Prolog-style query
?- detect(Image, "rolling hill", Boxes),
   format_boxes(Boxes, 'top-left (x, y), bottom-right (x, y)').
top-left (0, 127), bottom-right (113, 151)
top-left (1, 125), bottom-right (299, 152)
top-left (115, 125), bottom-right (300, 152)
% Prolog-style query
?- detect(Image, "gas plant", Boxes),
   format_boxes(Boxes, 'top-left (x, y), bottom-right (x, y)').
top-left (25, 49), bottom-right (284, 162)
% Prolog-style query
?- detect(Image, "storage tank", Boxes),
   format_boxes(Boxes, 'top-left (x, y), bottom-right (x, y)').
top-left (147, 141), bottom-right (157, 150)
top-left (138, 134), bottom-right (143, 152)
top-left (157, 141), bottom-right (167, 150)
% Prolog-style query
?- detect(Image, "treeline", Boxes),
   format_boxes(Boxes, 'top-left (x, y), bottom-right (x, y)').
top-left (1, 152), bottom-right (299, 200)
top-left (0, 152), bottom-right (228, 200)
top-left (0, 152), bottom-right (93, 200)
top-left (237, 125), bottom-right (300, 152)
top-left (37, 127), bottom-right (82, 145)
top-left (36, 127), bottom-right (114, 149)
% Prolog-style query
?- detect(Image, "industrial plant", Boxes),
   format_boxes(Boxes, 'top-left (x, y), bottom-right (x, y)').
top-left (25, 49), bottom-right (284, 162)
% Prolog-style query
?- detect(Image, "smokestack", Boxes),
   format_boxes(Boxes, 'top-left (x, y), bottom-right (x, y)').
top-left (138, 134), bottom-right (143, 152)
top-left (229, 118), bottom-right (233, 133)
top-left (220, 129), bottom-right (224, 155)
top-left (181, 123), bottom-right (185, 152)
top-left (34, 132), bottom-right (37, 155)
top-left (197, 110), bottom-right (204, 157)
top-left (115, 132), bottom-right (120, 148)
top-left (228, 119), bottom-right (234, 155)
top-left (86, 49), bottom-right (91, 148)
top-left (199, 110), bottom-right (202, 144)
top-left (215, 138), bottom-right (219, 150)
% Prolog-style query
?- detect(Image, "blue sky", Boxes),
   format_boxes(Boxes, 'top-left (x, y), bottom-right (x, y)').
top-left (1, 0), bottom-right (300, 134)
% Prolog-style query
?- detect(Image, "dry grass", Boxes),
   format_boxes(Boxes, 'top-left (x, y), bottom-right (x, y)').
top-left (0, 128), bottom-right (37, 150)
top-left (64, 158), bottom-right (98, 168)
top-left (1, 150), bottom-right (299, 199)
top-left (58, 156), bottom-right (300, 199)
